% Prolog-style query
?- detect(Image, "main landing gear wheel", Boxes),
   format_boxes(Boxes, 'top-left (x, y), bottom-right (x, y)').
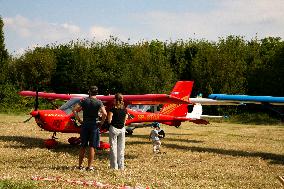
top-left (44, 132), bottom-right (58, 149)
top-left (68, 137), bottom-right (81, 145)
top-left (68, 137), bottom-right (110, 150)
top-left (44, 139), bottom-right (58, 149)
top-left (98, 141), bottom-right (110, 150)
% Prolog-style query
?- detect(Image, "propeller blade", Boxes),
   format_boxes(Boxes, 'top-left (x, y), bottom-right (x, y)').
top-left (23, 116), bottom-right (33, 123)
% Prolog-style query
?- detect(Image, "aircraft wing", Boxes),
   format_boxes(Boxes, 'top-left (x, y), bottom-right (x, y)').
top-left (119, 94), bottom-right (190, 105)
top-left (208, 94), bottom-right (284, 105)
top-left (82, 94), bottom-right (190, 105)
top-left (189, 98), bottom-right (241, 105)
top-left (19, 91), bottom-right (85, 100)
top-left (19, 91), bottom-right (190, 105)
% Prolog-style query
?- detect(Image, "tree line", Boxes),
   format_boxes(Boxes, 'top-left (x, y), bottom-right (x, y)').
top-left (0, 17), bottom-right (284, 114)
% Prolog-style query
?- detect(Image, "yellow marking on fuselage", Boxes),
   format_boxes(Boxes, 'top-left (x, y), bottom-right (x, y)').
top-left (160, 95), bottom-right (189, 115)
top-left (137, 115), bottom-right (145, 120)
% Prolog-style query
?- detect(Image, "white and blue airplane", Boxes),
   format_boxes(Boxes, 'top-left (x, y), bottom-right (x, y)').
top-left (208, 94), bottom-right (284, 120)
top-left (208, 94), bottom-right (284, 105)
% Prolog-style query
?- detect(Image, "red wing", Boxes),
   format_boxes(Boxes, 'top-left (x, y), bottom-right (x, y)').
top-left (19, 91), bottom-right (85, 100)
top-left (19, 92), bottom-right (190, 105)
top-left (100, 94), bottom-right (190, 105)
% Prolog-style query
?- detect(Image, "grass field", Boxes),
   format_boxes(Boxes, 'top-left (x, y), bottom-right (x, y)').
top-left (0, 114), bottom-right (284, 188)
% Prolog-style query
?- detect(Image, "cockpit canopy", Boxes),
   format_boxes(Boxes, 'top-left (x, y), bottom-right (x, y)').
top-left (59, 98), bottom-right (81, 115)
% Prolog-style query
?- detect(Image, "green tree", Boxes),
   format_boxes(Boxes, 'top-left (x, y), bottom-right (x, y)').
top-left (247, 37), bottom-right (284, 96)
top-left (191, 40), bottom-right (217, 95)
top-left (122, 40), bottom-right (175, 94)
top-left (0, 16), bottom-right (9, 84)
top-left (191, 36), bottom-right (247, 96)
top-left (51, 44), bottom-right (75, 93)
top-left (0, 16), bottom-right (8, 66)
top-left (166, 39), bottom-right (198, 82)
top-left (12, 47), bottom-right (56, 91)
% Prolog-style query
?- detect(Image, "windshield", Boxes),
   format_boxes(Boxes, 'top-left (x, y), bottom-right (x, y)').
top-left (59, 98), bottom-right (81, 115)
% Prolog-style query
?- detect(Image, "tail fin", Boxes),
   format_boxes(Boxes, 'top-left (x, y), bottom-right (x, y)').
top-left (159, 81), bottom-right (194, 117)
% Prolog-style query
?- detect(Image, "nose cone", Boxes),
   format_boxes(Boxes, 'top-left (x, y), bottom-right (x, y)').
top-left (30, 110), bottom-right (39, 117)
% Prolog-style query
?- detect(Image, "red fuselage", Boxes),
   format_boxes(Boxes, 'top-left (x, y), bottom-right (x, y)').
top-left (32, 109), bottom-right (80, 133)
top-left (31, 107), bottom-right (198, 134)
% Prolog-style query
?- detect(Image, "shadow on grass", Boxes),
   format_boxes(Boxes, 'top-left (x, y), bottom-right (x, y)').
top-left (0, 135), bottom-right (79, 156)
top-left (126, 141), bottom-right (151, 145)
top-left (163, 132), bottom-right (193, 136)
top-left (164, 143), bottom-right (284, 165)
top-left (0, 135), bottom-right (139, 161)
top-left (127, 134), bottom-right (203, 144)
top-left (163, 138), bottom-right (203, 144)
top-left (0, 135), bottom-right (46, 148)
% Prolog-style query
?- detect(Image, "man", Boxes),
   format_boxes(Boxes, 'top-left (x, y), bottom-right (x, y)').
top-left (72, 86), bottom-right (107, 171)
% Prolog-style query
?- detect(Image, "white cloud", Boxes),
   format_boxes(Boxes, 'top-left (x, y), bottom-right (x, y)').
top-left (4, 16), bottom-right (32, 37)
top-left (3, 1), bottom-right (284, 54)
top-left (129, 0), bottom-right (284, 41)
top-left (3, 15), bottom-right (123, 54)
top-left (4, 15), bottom-right (81, 41)
top-left (89, 25), bottom-right (113, 41)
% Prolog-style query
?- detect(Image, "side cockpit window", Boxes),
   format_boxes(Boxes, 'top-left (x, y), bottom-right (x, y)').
top-left (59, 98), bottom-right (81, 115)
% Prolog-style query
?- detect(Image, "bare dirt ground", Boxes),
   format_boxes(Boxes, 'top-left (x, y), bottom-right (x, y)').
top-left (0, 114), bottom-right (284, 188)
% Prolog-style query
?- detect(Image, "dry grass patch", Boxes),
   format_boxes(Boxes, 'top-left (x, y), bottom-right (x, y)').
top-left (0, 114), bottom-right (284, 188)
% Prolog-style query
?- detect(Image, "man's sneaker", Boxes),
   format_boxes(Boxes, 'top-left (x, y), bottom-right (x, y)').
top-left (86, 167), bottom-right (94, 171)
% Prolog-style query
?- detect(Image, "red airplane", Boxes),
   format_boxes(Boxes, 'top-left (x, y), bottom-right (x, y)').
top-left (19, 81), bottom-right (209, 148)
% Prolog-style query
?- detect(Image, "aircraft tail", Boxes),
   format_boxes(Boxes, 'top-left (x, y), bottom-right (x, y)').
top-left (186, 103), bottom-right (202, 119)
top-left (159, 81), bottom-right (194, 117)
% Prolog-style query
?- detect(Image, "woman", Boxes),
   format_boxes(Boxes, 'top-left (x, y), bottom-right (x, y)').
top-left (107, 93), bottom-right (128, 170)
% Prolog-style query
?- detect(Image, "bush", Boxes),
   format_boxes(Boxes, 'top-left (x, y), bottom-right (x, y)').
top-left (0, 83), bottom-right (33, 113)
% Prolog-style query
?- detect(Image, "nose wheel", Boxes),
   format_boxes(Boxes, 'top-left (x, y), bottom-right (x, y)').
top-left (44, 132), bottom-right (58, 149)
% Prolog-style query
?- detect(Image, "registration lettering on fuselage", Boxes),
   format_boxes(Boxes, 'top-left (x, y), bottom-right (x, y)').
top-left (137, 114), bottom-right (160, 120)
top-left (44, 114), bottom-right (64, 117)
top-left (137, 115), bottom-right (144, 120)
top-left (146, 114), bottom-right (159, 120)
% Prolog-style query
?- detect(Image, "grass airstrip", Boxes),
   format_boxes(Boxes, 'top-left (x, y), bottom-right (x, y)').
top-left (0, 114), bottom-right (284, 188)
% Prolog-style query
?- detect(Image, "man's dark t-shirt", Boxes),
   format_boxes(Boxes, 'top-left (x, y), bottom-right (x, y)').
top-left (79, 97), bottom-right (103, 124)
top-left (110, 107), bottom-right (127, 129)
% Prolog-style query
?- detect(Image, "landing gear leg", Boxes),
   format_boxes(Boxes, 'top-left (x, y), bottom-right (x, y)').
top-left (52, 132), bottom-right (58, 139)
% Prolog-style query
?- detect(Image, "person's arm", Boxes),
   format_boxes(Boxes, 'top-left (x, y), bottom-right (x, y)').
top-left (72, 103), bottom-right (83, 124)
top-left (107, 111), bottom-right (113, 124)
top-left (124, 108), bottom-right (128, 125)
top-left (124, 114), bottom-right (128, 125)
top-left (99, 105), bottom-right (107, 126)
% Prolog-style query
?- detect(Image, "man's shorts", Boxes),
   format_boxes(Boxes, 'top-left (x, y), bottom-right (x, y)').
top-left (80, 123), bottom-right (100, 148)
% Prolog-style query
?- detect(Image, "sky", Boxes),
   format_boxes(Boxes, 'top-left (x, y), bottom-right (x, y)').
top-left (1, 0), bottom-right (284, 55)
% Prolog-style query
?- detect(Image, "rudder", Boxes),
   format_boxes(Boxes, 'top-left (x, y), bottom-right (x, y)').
top-left (160, 81), bottom-right (193, 117)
